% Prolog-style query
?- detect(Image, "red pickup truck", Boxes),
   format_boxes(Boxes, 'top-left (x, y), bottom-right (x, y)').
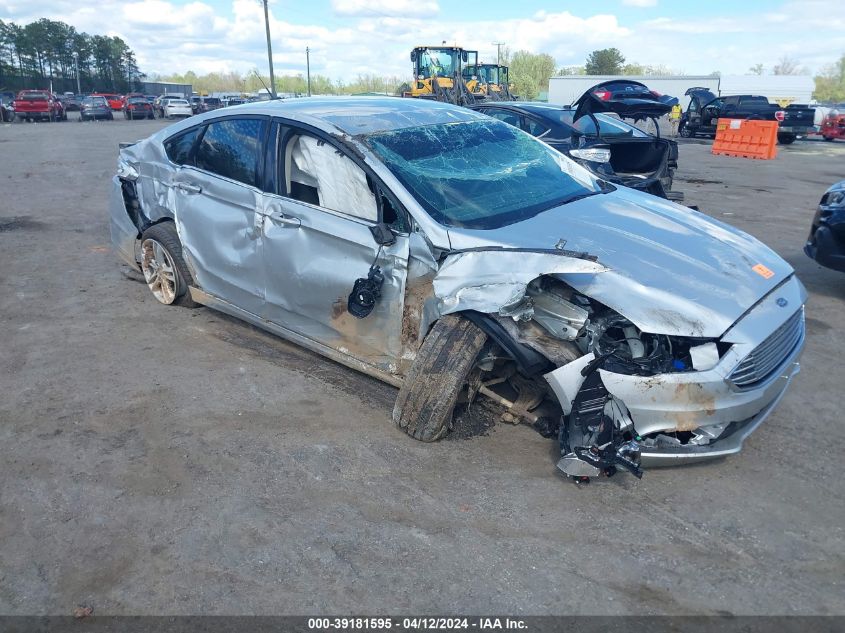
top-left (12, 90), bottom-right (66, 122)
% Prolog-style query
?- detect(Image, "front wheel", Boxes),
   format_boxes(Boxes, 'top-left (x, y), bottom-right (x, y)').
top-left (393, 314), bottom-right (488, 442)
top-left (139, 223), bottom-right (199, 307)
top-left (679, 123), bottom-right (693, 138)
top-left (823, 136), bottom-right (835, 142)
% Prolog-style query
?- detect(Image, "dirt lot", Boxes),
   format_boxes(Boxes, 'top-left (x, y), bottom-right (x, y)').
top-left (1, 113), bottom-right (844, 616)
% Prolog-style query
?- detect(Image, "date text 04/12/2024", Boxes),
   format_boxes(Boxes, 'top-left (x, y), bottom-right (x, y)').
top-left (307, 618), bottom-right (528, 630)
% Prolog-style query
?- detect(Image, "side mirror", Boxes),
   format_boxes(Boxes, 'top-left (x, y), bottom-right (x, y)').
top-left (462, 51), bottom-right (468, 62)
top-left (369, 222), bottom-right (395, 246)
top-left (410, 50), bottom-right (417, 62)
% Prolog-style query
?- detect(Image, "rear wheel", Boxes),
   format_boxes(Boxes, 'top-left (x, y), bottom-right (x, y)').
top-left (393, 314), bottom-right (488, 442)
top-left (778, 133), bottom-right (796, 145)
top-left (139, 223), bottom-right (198, 308)
top-left (823, 136), bottom-right (835, 142)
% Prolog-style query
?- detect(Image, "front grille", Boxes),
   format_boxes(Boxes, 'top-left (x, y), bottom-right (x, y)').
top-left (729, 308), bottom-right (804, 389)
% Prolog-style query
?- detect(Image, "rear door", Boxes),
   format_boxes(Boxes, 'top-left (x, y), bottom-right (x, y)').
top-left (171, 115), bottom-right (269, 312)
top-left (258, 120), bottom-right (410, 374)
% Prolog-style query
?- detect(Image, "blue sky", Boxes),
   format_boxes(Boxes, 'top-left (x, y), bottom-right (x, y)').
top-left (1, 0), bottom-right (842, 80)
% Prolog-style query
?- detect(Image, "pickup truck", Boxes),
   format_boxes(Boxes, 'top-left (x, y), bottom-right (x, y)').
top-left (680, 88), bottom-right (815, 144)
top-left (12, 90), bottom-right (66, 122)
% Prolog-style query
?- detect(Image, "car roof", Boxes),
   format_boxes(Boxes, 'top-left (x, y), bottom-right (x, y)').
top-left (223, 96), bottom-right (485, 134)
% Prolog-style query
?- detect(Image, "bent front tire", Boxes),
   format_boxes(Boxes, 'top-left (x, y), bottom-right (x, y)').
top-left (393, 314), bottom-right (488, 442)
top-left (139, 222), bottom-right (199, 308)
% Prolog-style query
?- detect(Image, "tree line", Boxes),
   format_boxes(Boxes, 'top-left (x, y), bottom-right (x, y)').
top-left (0, 18), bottom-right (143, 93)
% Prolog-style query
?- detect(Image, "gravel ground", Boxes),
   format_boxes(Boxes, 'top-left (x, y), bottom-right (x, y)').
top-left (1, 112), bottom-right (843, 616)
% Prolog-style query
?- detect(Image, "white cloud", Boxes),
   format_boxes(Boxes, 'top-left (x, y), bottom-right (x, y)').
top-left (0, 0), bottom-right (841, 82)
top-left (623, 0), bottom-right (657, 6)
top-left (331, 0), bottom-right (439, 18)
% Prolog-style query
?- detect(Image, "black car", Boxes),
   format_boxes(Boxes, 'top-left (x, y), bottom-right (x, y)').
top-left (805, 180), bottom-right (845, 272)
top-left (472, 100), bottom-right (682, 201)
top-left (681, 89), bottom-right (815, 145)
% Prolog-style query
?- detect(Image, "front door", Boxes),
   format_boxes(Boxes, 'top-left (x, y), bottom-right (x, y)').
top-left (259, 123), bottom-right (410, 375)
top-left (172, 116), bottom-right (269, 312)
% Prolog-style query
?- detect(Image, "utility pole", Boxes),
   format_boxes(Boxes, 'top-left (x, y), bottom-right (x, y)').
top-left (306, 47), bottom-right (311, 97)
top-left (491, 42), bottom-right (506, 66)
top-left (262, 0), bottom-right (277, 98)
top-left (73, 53), bottom-right (81, 94)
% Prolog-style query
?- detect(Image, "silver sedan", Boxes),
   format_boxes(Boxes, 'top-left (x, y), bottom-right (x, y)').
top-left (109, 97), bottom-right (805, 482)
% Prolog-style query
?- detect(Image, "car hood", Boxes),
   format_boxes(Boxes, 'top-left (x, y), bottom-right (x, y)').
top-left (573, 80), bottom-right (678, 121)
top-left (445, 187), bottom-right (794, 338)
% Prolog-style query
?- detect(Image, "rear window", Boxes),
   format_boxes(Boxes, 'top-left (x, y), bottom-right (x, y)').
top-left (128, 98), bottom-right (147, 104)
top-left (204, 98), bottom-right (221, 105)
top-left (20, 92), bottom-right (48, 101)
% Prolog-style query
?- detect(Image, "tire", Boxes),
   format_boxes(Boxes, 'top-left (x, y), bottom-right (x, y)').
top-left (823, 136), bottom-right (835, 142)
top-left (393, 314), bottom-right (488, 442)
top-left (139, 222), bottom-right (199, 308)
top-left (679, 123), bottom-right (693, 138)
top-left (778, 134), bottom-right (796, 145)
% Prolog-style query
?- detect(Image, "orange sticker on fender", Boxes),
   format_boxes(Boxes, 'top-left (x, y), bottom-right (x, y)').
top-left (752, 264), bottom-right (775, 279)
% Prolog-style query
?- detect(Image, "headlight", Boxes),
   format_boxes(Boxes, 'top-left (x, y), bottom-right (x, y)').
top-left (824, 190), bottom-right (845, 206)
top-left (569, 148), bottom-right (611, 163)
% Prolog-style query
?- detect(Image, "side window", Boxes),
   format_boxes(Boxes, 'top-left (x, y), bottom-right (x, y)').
top-left (195, 118), bottom-right (267, 187)
top-left (280, 133), bottom-right (378, 222)
top-left (485, 108), bottom-right (521, 127)
top-left (164, 127), bottom-right (201, 165)
top-left (521, 116), bottom-right (550, 137)
top-left (688, 99), bottom-right (698, 113)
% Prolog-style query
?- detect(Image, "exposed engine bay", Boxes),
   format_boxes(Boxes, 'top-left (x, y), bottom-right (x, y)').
top-left (467, 275), bottom-right (727, 484)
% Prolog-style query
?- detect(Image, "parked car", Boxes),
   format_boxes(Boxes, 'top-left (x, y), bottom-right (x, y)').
top-left (163, 99), bottom-right (193, 119)
top-left (681, 89), bottom-right (815, 144)
top-left (153, 95), bottom-right (183, 118)
top-left (223, 97), bottom-right (245, 107)
top-left (471, 100), bottom-right (681, 201)
top-left (196, 96), bottom-right (223, 114)
top-left (0, 94), bottom-right (14, 122)
top-left (92, 93), bottom-right (124, 111)
top-left (12, 90), bottom-right (65, 122)
top-left (79, 96), bottom-right (114, 121)
top-left (805, 180), bottom-right (845, 272)
top-left (58, 94), bottom-right (80, 111)
top-left (123, 96), bottom-right (154, 120)
top-left (110, 98), bottom-right (806, 482)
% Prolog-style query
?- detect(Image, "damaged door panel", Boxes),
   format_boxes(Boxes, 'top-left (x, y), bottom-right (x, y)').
top-left (109, 97), bottom-right (807, 486)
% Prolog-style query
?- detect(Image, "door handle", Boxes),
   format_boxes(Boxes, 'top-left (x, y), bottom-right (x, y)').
top-left (176, 182), bottom-right (202, 194)
top-left (268, 211), bottom-right (301, 228)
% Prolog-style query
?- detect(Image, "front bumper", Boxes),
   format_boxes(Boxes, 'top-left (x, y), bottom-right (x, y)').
top-left (545, 276), bottom-right (806, 466)
top-left (805, 221), bottom-right (845, 272)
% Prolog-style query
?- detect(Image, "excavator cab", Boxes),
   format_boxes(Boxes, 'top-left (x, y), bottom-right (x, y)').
top-left (405, 46), bottom-right (479, 106)
top-left (462, 63), bottom-right (515, 101)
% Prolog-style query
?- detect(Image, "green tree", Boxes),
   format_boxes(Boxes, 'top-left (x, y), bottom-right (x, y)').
top-left (585, 48), bottom-right (625, 75)
top-left (813, 53), bottom-right (845, 102)
top-left (507, 50), bottom-right (555, 99)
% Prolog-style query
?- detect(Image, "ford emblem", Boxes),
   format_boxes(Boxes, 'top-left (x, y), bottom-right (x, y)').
top-left (776, 297), bottom-right (788, 307)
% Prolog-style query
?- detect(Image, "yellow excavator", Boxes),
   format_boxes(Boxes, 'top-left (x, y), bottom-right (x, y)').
top-left (462, 63), bottom-right (516, 101)
top-left (404, 45), bottom-right (482, 106)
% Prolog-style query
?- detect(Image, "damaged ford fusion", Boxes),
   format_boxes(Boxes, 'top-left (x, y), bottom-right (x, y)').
top-left (109, 97), bottom-right (805, 484)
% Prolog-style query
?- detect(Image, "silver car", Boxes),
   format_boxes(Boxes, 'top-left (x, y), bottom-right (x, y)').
top-left (109, 97), bottom-right (805, 481)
